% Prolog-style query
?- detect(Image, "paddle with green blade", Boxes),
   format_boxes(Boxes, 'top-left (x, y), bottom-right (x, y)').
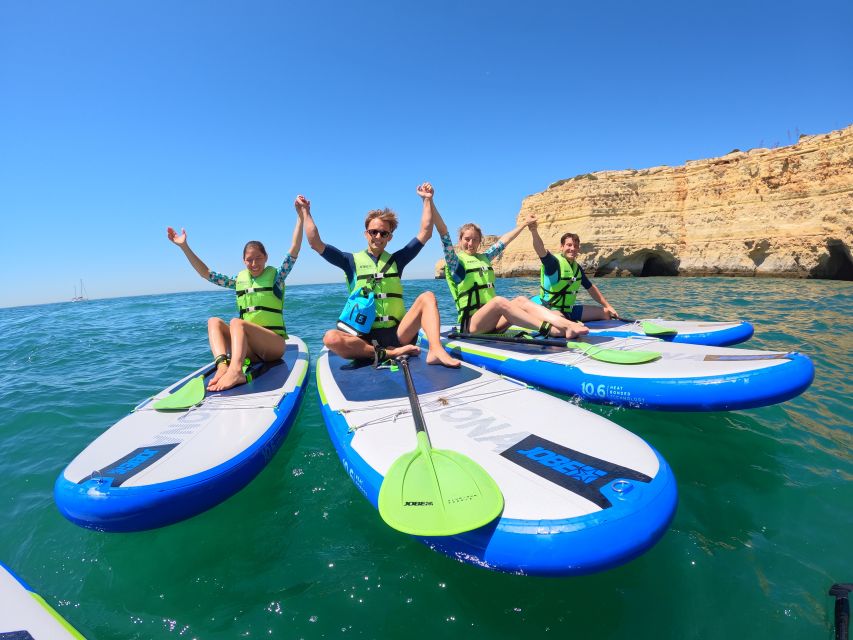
top-left (152, 374), bottom-right (207, 411)
top-left (377, 355), bottom-right (504, 537)
top-left (448, 331), bottom-right (662, 365)
top-left (150, 357), bottom-right (266, 412)
top-left (614, 316), bottom-right (678, 337)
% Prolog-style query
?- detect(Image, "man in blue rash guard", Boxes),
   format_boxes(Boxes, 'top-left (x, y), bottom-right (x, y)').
top-left (529, 221), bottom-right (617, 322)
top-left (299, 185), bottom-right (460, 366)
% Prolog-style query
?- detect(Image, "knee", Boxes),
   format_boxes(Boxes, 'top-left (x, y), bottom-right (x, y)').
top-left (512, 296), bottom-right (528, 306)
top-left (323, 330), bottom-right (341, 349)
top-left (229, 317), bottom-right (247, 332)
top-left (208, 316), bottom-right (226, 329)
top-left (415, 291), bottom-right (437, 307)
top-left (492, 296), bottom-right (510, 311)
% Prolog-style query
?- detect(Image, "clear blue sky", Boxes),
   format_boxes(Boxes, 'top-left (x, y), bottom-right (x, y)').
top-left (2, 0), bottom-right (851, 308)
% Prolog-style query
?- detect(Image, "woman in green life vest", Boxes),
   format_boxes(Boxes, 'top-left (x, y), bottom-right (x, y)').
top-left (166, 198), bottom-right (304, 391)
top-left (431, 196), bottom-right (588, 338)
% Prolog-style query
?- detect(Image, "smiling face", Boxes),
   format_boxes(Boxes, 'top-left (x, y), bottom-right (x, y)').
top-left (459, 229), bottom-right (482, 255)
top-left (364, 219), bottom-right (393, 255)
top-left (243, 245), bottom-right (268, 277)
top-left (560, 233), bottom-right (580, 262)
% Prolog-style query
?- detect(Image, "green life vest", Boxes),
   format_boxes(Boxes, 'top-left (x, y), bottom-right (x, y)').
top-left (539, 253), bottom-right (582, 314)
top-left (445, 251), bottom-right (496, 328)
top-left (350, 250), bottom-right (405, 330)
top-left (235, 266), bottom-right (287, 337)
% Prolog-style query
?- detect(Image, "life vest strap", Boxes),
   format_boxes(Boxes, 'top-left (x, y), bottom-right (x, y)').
top-left (455, 282), bottom-right (494, 300)
top-left (236, 286), bottom-right (275, 297)
top-left (374, 292), bottom-right (403, 299)
top-left (240, 305), bottom-right (283, 316)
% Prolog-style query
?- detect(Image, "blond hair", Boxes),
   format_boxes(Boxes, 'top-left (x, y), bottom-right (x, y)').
top-left (364, 208), bottom-right (399, 232)
top-left (457, 223), bottom-right (483, 242)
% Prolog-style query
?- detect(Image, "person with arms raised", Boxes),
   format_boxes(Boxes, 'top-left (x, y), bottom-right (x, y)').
top-left (166, 199), bottom-right (304, 391)
top-left (529, 223), bottom-right (617, 321)
top-left (431, 196), bottom-right (588, 338)
top-left (301, 184), bottom-right (459, 367)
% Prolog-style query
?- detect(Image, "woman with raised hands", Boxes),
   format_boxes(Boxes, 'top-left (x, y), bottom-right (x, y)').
top-left (431, 190), bottom-right (588, 338)
top-left (166, 198), bottom-right (305, 391)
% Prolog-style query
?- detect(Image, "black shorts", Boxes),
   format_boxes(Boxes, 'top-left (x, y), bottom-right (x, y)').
top-left (360, 326), bottom-right (416, 349)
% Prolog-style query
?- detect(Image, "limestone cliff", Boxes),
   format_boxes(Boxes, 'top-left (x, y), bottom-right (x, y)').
top-left (437, 125), bottom-right (853, 280)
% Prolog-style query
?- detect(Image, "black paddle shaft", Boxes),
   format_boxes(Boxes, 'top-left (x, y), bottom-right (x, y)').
top-left (448, 331), bottom-right (568, 349)
top-left (831, 584), bottom-right (853, 640)
top-left (396, 356), bottom-right (429, 439)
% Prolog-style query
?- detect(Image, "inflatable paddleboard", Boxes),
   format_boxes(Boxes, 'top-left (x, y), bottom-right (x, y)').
top-left (317, 351), bottom-right (677, 576)
top-left (584, 318), bottom-right (754, 346)
top-left (55, 337), bottom-right (309, 532)
top-left (0, 561), bottom-right (85, 639)
top-left (427, 328), bottom-right (813, 412)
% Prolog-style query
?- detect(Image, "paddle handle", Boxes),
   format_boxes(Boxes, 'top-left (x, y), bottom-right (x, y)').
top-left (831, 584), bottom-right (852, 640)
top-left (397, 356), bottom-right (429, 440)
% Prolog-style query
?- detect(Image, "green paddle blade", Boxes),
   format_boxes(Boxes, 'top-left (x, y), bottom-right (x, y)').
top-left (566, 341), bottom-right (661, 364)
top-left (152, 375), bottom-right (205, 410)
top-left (378, 432), bottom-right (504, 537)
top-left (639, 321), bottom-right (677, 336)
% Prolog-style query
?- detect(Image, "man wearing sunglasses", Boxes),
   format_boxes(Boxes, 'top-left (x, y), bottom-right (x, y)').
top-left (300, 184), bottom-right (460, 367)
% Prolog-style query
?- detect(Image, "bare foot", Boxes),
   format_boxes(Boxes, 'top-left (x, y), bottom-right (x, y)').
top-left (208, 369), bottom-right (247, 392)
top-left (207, 364), bottom-right (229, 389)
top-left (426, 349), bottom-right (461, 368)
top-left (385, 344), bottom-right (421, 360)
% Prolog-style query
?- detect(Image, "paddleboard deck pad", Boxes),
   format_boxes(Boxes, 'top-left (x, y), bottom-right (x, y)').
top-left (55, 337), bottom-right (309, 532)
top-left (583, 318), bottom-right (754, 346)
top-left (428, 328), bottom-right (813, 411)
top-left (0, 561), bottom-right (84, 639)
top-left (317, 351), bottom-right (677, 576)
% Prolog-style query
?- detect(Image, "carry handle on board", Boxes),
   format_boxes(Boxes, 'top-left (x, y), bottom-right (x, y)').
top-left (377, 355), bottom-right (504, 536)
top-left (447, 331), bottom-right (662, 365)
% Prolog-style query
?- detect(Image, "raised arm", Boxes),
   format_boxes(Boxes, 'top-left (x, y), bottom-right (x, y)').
top-left (428, 185), bottom-right (450, 237)
top-left (529, 218), bottom-right (548, 258)
top-left (299, 195), bottom-right (326, 254)
top-left (289, 196), bottom-right (306, 258)
top-left (167, 227), bottom-right (211, 280)
top-left (498, 213), bottom-right (536, 247)
top-left (415, 182), bottom-right (435, 244)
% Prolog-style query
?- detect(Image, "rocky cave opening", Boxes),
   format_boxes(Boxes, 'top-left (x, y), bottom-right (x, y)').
top-left (816, 241), bottom-right (853, 280)
top-left (639, 252), bottom-right (680, 277)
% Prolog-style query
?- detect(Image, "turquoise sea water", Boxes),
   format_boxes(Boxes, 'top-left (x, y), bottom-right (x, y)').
top-left (1, 277), bottom-right (851, 639)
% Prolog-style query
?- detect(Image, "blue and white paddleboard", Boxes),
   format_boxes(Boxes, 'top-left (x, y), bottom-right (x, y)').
top-left (429, 328), bottom-right (813, 411)
top-left (55, 337), bottom-right (309, 532)
top-left (317, 351), bottom-right (677, 576)
top-left (0, 561), bottom-right (85, 639)
top-left (584, 318), bottom-right (754, 346)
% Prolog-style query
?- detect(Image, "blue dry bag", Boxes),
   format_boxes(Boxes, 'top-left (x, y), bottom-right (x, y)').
top-left (337, 287), bottom-right (375, 336)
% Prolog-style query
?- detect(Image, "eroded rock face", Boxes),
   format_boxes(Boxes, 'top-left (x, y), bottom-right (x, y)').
top-left (437, 125), bottom-right (853, 280)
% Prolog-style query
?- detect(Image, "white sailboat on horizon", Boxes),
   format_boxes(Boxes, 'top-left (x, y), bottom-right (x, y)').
top-left (71, 279), bottom-right (88, 302)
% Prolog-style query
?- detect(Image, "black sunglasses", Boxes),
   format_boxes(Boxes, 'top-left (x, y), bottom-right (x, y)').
top-left (367, 229), bottom-right (391, 238)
